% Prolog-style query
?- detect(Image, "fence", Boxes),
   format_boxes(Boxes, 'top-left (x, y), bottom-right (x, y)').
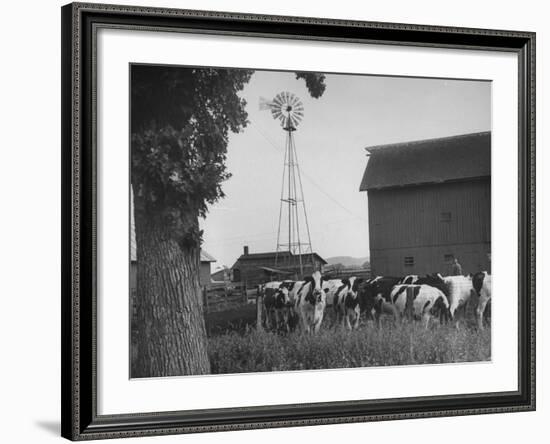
top-left (322, 267), bottom-right (371, 280)
top-left (202, 282), bottom-right (256, 313)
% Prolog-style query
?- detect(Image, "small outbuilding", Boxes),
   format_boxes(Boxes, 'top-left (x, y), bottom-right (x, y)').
top-left (199, 250), bottom-right (217, 286)
top-left (231, 246), bottom-right (327, 287)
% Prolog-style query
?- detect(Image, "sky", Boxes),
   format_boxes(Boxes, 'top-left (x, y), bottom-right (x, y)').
top-left (199, 70), bottom-right (491, 269)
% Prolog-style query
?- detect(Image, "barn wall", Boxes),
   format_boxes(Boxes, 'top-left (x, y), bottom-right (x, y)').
top-left (232, 258), bottom-right (280, 286)
top-left (234, 262), bottom-right (318, 287)
top-left (232, 255), bottom-right (324, 287)
top-left (368, 178), bottom-right (491, 276)
top-left (370, 242), bottom-right (491, 276)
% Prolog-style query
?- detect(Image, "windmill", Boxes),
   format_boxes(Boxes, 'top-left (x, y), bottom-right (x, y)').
top-left (260, 92), bottom-right (313, 276)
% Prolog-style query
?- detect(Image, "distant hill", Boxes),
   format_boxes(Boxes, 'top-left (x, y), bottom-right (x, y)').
top-left (325, 256), bottom-right (369, 268)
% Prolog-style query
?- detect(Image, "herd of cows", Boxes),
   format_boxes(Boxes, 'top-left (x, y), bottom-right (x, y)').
top-left (260, 270), bottom-right (492, 333)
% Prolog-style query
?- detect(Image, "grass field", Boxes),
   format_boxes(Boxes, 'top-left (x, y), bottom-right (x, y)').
top-left (207, 315), bottom-right (491, 375)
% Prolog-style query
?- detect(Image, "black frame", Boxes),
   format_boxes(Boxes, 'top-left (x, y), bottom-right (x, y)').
top-left (61, 2), bottom-right (536, 440)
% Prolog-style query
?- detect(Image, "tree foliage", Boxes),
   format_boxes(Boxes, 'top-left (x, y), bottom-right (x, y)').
top-left (295, 72), bottom-right (326, 98)
top-left (131, 66), bottom-right (326, 248)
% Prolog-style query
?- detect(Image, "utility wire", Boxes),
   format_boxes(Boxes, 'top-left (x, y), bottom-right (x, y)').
top-left (250, 122), bottom-right (368, 223)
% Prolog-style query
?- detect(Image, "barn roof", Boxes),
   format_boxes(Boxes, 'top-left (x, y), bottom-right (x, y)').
top-left (258, 266), bottom-right (295, 275)
top-left (237, 251), bottom-right (291, 261)
top-left (200, 250), bottom-right (217, 262)
top-left (234, 251), bottom-right (327, 265)
top-left (359, 131), bottom-right (491, 191)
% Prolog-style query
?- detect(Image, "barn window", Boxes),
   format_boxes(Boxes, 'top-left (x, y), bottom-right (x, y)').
top-left (404, 256), bottom-right (414, 267)
top-left (444, 254), bottom-right (454, 263)
top-left (440, 212), bottom-right (452, 222)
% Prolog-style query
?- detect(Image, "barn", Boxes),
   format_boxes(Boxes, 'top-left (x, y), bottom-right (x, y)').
top-left (231, 246), bottom-right (327, 287)
top-left (359, 131), bottom-right (491, 277)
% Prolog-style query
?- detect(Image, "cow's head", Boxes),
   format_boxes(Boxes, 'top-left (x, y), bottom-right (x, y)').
top-left (275, 287), bottom-right (291, 308)
top-left (341, 277), bottom-right (364, 306)
top-left (305, 271), bottom-right (327, 305)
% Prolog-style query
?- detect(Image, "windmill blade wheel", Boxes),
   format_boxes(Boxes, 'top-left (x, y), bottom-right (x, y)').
top-left (261, 91), bottom-right (304, 129)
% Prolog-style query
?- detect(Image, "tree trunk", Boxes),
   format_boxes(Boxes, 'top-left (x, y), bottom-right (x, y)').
top-left (133, 206), bottom-right (210, 378)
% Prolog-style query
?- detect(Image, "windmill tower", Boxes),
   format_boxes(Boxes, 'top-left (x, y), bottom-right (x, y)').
top-left (260, 92), bottom-right (313, 276)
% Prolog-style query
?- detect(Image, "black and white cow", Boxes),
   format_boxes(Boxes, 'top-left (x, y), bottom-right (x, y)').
top-left (357, 276), bottom-right (402, 325)
top-left (288, 280), bottom-right (306, 307)
top-left (389, 284), bottom-right (451, 327)
top-left (323, 278), bottom-right (343, 307)
top-left (438, 274), bottom-right (474, 327)
top-left (399, 275), bottom-right (419, 285)
top-left (416, 273), bottom-right (449, 296)
top-left (333, 277), bottom-right (365, 330)
top-left (271, 280), bottom-right (302, 331)
top-left (472, 271), bottom-right (492, 330)
top-left (261, 281), bottom-right (292, 331)
top-left (296, 271), bottom-right (327, 333)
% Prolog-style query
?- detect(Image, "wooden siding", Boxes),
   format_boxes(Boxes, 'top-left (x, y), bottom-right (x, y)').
top-left (370, 243), bottom-right (491, 276)
top-left (199, 262), bottom-right (212, 287)
top-left (232, 261), bottom-right (321, 288)
top-left (368, 179), bottom-right (491, 276)
top-left (232, 253), bottom-right (325, 287)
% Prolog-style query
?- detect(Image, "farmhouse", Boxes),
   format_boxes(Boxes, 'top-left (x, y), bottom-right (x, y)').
top-left (359, 131), bottom-right (491, 276)
top-left (231, 246), bottom-right (327, 287)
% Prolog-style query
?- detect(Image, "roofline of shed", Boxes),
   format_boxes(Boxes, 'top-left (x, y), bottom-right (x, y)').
top-left (363, 131), bottom-right (491, 154)
top-left (361, 175), bottom-right (490, 192)
top-left (234, 252), bottom-right (328, 265)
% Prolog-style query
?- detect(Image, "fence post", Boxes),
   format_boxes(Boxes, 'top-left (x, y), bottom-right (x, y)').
top-left (256, 288), bottom-right (263, 331)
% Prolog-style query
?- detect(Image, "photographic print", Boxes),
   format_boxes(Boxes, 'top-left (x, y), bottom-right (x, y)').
top-left (129, 64), bottom-right (492, 379)
top-left (62, 5), bottom-right (535, 438)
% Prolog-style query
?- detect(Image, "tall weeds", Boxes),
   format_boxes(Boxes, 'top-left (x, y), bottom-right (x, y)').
top-left (208, 321), bottom-right (491, 375)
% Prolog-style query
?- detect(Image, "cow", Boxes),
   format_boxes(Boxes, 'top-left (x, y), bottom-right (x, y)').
top-left (323, 278), bottom-right (344, 307)
top-left (416, 273), bottom-right (449, 295)
top-left (333, 277), bottom-right (364, 330)
top-left (390, 284), bottom-right (450, 328)
top-left (271, 280), bottom-right (301, 331)
top-left (438, 274), bottom-right (474, 327)
top-left (399, 275), bottom-right (419, 285)
top-left (261, 281), bottom-right (290, 331)
top-left (272, 279), bottom-right (309, 331)
top-left (472, 271), bottom-right (492, 330)
top-left (357, 276), bottom-right (402, 325)
top-left (295, 271), bottom-right (327, 333)
top-left (288, 280), bottom-right (306, 307)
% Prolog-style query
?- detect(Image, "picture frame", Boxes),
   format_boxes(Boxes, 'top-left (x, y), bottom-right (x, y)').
top-left (61, 2), bottom-right (536, 440)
